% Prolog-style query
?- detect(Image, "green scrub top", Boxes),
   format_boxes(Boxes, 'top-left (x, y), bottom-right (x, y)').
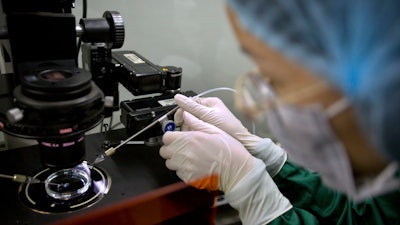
top-left (269, 161), bottom-right (400, 224)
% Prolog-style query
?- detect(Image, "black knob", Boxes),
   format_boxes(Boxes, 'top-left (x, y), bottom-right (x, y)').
top-left (103, 11), bottom-right (125, 49)
top-left (79, 11), bottom-right (125, 49)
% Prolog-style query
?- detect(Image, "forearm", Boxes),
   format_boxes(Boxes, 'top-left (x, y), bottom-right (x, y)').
top-left (268, 207), bottom-right (320, 225)
top-left (251, 138), bottom-right (287, 177)
top-left (273, 161), bottom-right (344, 210)
top-left (273, 161), bottom-right (400, 224)
top-left (225, 159), bottom-right (292, 225)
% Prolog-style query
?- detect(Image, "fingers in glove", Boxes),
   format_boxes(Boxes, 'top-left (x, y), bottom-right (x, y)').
top-left (174, 108), bottom-right (184, 127)
top-left (173, 110), bottom-right (197, 132)
top-left (174, 96), bottom-right (208, 131)
top-left (165, 158), bottom-right (180, 171)
top-left (160, 131), bottom-right (181, 159)
top-left (182, 112), bottom-right (221, 134)
top-left (174, 94), bottom-right (213, 120)
top-left (193, 96), bottom-right (222, 108)
top-left (160, 132), bottom-right (191, 170)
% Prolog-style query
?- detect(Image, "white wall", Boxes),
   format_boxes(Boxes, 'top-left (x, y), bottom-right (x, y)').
top-left (75, 0), bottom-right (254, 96)
top-left (74, 0), bottom-right (274, 136)
top-left (4, 0), bottom-right (271, 149)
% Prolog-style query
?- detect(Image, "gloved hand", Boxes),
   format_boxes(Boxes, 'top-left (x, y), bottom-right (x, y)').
top-left (174, 94), bottom-right (262, 151)
top-left (174, 94), bottom-right (287, 176)
top-left (160, 111), bottom-right (293, 224)
top-left (160, 111), bottom-right (255, 192)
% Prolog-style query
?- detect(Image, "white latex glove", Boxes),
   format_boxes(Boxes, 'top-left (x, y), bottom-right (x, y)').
top-left (174, 94), bottom-right (262, 151)
top-left (226, 159), bottom-right (292, 225)
top-left (160, 111), bottom-right (293, 224)
top-left (174, 94), bottom-right (286, 176)
top-left (160, 112), bottom-right (255, 192)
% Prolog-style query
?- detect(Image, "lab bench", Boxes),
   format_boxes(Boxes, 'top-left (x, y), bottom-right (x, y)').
top-left (0, 129), bottom-right (217, 225)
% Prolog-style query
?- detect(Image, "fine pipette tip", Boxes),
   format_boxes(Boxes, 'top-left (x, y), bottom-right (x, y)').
top-left (27, 177), bottom-right (42, 184)
top-left (88, 156), bottom-right (103, 169)
top-left (92, 154), bottom-right (106, 165)
top-left (11, 174), bottom-right (42, 184)
top-left (90, 146), bottom-right (116, 167)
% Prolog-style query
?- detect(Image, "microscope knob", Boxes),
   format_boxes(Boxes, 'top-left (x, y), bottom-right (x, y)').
top-left (162, 120), bottom-right (176, 133)
top-left (103, 11), bottom-right (125, 49)
top-left (104, 96), bottom-right (114, 108)
top-left (6, 108), bottom-right (23, 123)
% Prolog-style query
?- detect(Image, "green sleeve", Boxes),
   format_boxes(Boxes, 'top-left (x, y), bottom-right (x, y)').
top-left (268, 161), bottom-right (400, 225)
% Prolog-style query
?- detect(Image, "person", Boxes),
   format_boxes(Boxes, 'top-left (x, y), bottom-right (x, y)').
top-left (159, 1), bottom-right (400, 224)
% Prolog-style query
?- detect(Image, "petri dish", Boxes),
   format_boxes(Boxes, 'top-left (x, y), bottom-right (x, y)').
top-left (45, 168), bottom-right (91, 201)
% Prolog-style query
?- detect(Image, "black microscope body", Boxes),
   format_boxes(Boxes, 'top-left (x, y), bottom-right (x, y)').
top-left (0, 0), bottom-right (185, 169)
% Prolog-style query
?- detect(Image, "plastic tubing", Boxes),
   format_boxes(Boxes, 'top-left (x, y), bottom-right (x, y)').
top-left (195, 87), bottom-right (256, 134)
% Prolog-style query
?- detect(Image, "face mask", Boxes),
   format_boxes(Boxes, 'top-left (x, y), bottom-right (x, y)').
top-left (266, 99), bottom-right (399, 202)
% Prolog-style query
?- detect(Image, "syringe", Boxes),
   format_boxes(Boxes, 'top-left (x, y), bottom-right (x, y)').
top-left (0, 173), bottom-right (42, 184)
top-left (91, 105), bottom-right (180, 166)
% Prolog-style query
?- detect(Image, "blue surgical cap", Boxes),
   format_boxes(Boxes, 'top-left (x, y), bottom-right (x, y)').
top-left (228, 0), bottom-right (400, 161)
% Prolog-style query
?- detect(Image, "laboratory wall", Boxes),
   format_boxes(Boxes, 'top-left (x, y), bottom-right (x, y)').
top-left (77, 0), bottom-right (270, 134)
top-left (78, 0), bottom-right (254, 96)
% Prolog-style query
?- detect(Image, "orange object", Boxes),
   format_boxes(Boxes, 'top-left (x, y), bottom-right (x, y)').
top-left (190, 174), bottom-right (219, 191)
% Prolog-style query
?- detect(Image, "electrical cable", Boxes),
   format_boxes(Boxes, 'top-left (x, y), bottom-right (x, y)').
top-left (195, 87), bottom-right (256, 134)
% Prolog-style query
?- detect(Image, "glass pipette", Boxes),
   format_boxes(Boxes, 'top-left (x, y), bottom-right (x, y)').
top-left (91, 105), bottom-right (180, 166)
top-left (0, 173), bottom-right (42, 184)
top-left (90, 87), bottom-right (237, 166)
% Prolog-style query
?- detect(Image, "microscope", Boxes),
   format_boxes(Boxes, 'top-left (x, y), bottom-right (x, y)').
top-left (0, 0), bottom-right (123, 213)
top-left (0, 0), bottom-right (197, 218)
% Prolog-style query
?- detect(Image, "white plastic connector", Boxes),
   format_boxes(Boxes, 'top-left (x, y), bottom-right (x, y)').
top-left (6, 108), bottom-right (23, 123)
top-left (104, 96), bottom-right (114, 108)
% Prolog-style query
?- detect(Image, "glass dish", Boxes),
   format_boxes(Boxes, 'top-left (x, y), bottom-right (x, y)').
top-left (45, 167), bottom-right (91, 201)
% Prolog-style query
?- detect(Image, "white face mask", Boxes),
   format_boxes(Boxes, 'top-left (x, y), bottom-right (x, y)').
top-left (235, 69), bottom-right (399, 201)
top-left (266, 99), bottom-right (399, 202)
